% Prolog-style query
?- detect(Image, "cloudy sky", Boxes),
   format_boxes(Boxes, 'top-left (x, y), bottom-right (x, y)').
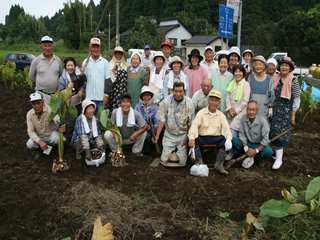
top-left (1, 0), bottom-right (100, 24)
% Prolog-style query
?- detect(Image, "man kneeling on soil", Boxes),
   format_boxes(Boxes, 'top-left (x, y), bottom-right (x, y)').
top-left (188, 89), bottom-right (232, 175)
top-left (26, 92), bottom-right (65, 155)
top-left (154, 82), bottom-right (194, 167)
top-left (104, 94), bottom-right (148, 157)
top-left (71, 99), bottom-right (104, 161)
top-left (232, 100), bottom-right (273, 169)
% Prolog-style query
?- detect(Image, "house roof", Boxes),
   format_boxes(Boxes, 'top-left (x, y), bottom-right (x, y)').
top-left (158, 24), bottom-right (180, 35)
top-left (158, 17), bottom-right (193, 35)
top-left (184, 35), bottom-right (221, 45)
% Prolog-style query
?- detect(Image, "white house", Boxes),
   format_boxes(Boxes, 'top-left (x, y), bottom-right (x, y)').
top-left (184, 35), bottom-right (228, 56)
top-left (159, 18), bottom-right (193, 57)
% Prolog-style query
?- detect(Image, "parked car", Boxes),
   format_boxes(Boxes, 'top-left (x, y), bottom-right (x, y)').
top-left (4, 53), bottom-right (35, 70)
top-left (269, 52), bottom-right (288, 63)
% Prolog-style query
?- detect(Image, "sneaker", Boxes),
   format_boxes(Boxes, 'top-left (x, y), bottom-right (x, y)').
top-left (242, 157), bottom-right (254, 169)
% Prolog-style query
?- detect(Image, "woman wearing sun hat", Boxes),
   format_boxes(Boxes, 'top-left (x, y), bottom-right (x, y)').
top-left (270, 56), bottom-right (300, 170)
top-left (163, 56), bottom-right (188, 97)
top-left (149, 51), bottom-right (166, 103)
top-left (184, 49), bottom-right (208, 97)
top-left (248, 55), bottom-right (275, 119)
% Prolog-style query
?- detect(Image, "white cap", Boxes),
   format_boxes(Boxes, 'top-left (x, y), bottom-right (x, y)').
top-left (204, 46), bottom-right (214, 52)
top-left (153, 51), bottom-right (165, 62)
top-left (30, 92), bottom-right (43, 102)
top-left (114, 46), bottom-right (124, 53)
top-left (267, 58), bottom-right (278, 67)
top-left (228, 46), bottom-right (241, 58)
top-left (140, 86), bottom-right (154, 99)
top-left (41, 36), bottom-right (53, 43)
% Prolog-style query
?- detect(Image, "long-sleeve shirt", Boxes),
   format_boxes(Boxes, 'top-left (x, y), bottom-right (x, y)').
top-left (26, 104), bottom-right (58, 142)
top-left (239, 115), bottom-right (270, 147)
top-left (211, 69), bottom-right (233, 112)
top-left (226, 79), bottom-right (251, 114)
top-left (82, 56), bottom-right (110, 101)
top-left (188, 107), bottom-right (232, 141)
top-left (135, 101), bottom-right (159, 130)
top-left (184, 65), bottom-right (208, 98)
top-left (29, 54), bottom-right (63, 94)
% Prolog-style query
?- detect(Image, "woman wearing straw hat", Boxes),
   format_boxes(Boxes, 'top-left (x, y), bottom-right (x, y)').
top-left (109, 46), bottom-right (128, 109)
top-left (270, 56), bottom-right (300, 169)
top-left (163, 56), bottom-right (188, 97)
top-left (184, 49), bottom-right (208, 97)
top-left (248, 55), bottom-right (275, 119)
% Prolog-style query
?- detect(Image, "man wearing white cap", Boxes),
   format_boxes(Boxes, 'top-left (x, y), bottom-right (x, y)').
top-left (82, 37), bottom-right (111, 109)
top-left (29, 36), bottom-right (63, 103)
top-left (201, 46), bottom-right (218, 80)
top-left (26, 92), bottom-right (65, 153)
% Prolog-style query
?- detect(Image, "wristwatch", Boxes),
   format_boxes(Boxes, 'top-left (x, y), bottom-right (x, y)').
top-left (255, 148), bottom-right (260, 154)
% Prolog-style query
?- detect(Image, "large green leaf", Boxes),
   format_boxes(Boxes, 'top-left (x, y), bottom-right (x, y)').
top-left (99, 108), bottom-right (108, 130)
top-left (49, 95), bottom-right (63, 122)
top-left (305, 176), bottom-right (320, 203)
top-left (260, 199), bottom-right (290, 218)
top-left (288, 203), bottom-right (308, 215)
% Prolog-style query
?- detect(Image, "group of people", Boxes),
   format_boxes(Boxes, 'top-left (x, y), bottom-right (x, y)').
top-left (26, 35), bottom-right (301, 175)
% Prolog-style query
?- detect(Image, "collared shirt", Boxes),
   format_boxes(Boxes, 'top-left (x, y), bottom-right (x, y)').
top-left (29, 54), bottom-right (63, 93)
top-left (135, 101), bottom-right (159, 130)
top-left (188, 107), bottom-right (232, 140)
top-left (201, 60), bottom-right (218, 80)
top-left (71, 115), bottom-right (101, 144)
top-left (141, 53), bottom-right (153, 68)
top-left (26, 104), bottom-right (58, 142)
top-left (158, 96), bottom-right (194, 136)
top-left (192, 89), bottom-right (208, 113)
top-left (83, 56), bottom-right (110, 101)
top-left (239, 115), bottom-right (270, 147)
top-left (184, 65), bottom-right (208, 98)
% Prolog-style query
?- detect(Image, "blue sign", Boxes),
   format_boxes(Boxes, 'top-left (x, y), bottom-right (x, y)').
top-left (218, 4), bottom-right (234, 39)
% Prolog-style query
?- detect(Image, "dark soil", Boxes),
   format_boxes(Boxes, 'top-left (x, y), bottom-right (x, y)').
top-left (0, 86), bottom-right (319, 240)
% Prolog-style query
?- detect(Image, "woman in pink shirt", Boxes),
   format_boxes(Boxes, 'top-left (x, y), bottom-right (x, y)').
top-left (184, 49), bottom-right (208, 98)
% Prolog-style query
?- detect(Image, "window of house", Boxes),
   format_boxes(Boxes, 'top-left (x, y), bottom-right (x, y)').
top-left (215, 46), bottom-right (222, 52)
top-left (169, 38), bottom-right (177, 46)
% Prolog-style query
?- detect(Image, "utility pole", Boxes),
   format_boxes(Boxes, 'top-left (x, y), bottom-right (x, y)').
top-left (115, 0), bottom-right (120, 46)
top-left (108, 12), bottom-right (111, 51)
top-left (237, 0), bottom-right (242, 49)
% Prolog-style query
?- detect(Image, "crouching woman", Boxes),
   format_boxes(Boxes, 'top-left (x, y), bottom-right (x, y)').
top-left (71, 100), bottom-right (104, 161)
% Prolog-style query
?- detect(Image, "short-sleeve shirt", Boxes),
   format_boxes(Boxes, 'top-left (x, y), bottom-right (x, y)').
top-left (158, 96), bottom-right (194, 136)
top-left (111, 109), bottom-right (146, 140)
top-left (83, 56), bottom-right (110, 101)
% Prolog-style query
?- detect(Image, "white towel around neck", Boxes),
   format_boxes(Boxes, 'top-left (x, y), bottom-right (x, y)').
top-left (116, 107), bottom-right (135, 127)
top-left (81, 114), bottom-right (98, 138)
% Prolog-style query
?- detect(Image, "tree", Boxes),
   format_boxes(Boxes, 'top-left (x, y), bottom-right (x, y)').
top-left (124, 16), bottom-right (163, 50)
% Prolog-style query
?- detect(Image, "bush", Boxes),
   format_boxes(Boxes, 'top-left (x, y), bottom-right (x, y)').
top-left (0, 62), bottom-right (32, 89)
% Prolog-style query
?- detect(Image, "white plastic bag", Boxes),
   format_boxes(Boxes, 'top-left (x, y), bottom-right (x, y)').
top-left (85, 151), bottom-right (106, 167)
top-left (190, 164), bottom-right (209, 177)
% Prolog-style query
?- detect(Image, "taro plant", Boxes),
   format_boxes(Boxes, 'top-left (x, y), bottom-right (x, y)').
top-left (97, 107), bottom-right (126, 167)
top-left (49, 87), bottom-right (77, 172)
top-left (299, 85), bottom-right (319, 123)
top-left (241, 176), bottom-right (320, 239)
top-left (0, 62), bottom-right (33, 89)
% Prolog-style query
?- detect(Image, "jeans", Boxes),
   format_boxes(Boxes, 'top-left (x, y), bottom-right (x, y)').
top-left (232, 136), bottom-right (273, 158)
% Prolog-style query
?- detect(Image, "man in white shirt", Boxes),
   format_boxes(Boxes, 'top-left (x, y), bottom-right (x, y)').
top-left (82, 37), bottom-right (111, 109)
top-left (201, 46), bottom-right (218, 80)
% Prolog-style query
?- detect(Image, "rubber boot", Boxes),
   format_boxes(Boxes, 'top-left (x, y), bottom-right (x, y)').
top-left (272, 148), bottom-right (283, 170)
top-left (215, 149), bottom-right (229, 175)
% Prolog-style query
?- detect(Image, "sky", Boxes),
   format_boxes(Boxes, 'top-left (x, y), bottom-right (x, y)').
top-left (0, 0), bottom-right (100, 24)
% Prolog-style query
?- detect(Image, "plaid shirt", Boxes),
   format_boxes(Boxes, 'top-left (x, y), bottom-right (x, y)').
top-left (71, 115), bottom-right (101, 144)
top-left (135, 101), bottom-right (159, 130)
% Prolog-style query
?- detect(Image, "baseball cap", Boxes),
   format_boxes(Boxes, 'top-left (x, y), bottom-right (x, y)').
top-left (90, 37), bottom-right (101, 46)
top-left (144, 44), bottom-right (150, 49)
top-left (41, 36), bottom-right (53, 43)
top-left (30, 92), bottom-right (43, 102)
top-left (208, 89), bottom-right (221, 99)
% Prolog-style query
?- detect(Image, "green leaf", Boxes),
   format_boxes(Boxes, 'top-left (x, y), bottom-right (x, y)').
top-left (290, 186), bottom-right (299, 199)
top-left (99, 108), bottom-right (108, 130)
top-left (67, 105), bottom-right (78, 119)
top-left (49, 95), bottom-right (62, 120)
top-left (217, 211), bottom-right (230, 219)
top-left (260, 199), bottom-right (290, 218)
top-left (305, 176), bottom-right (320, 203)
top-left (288, 203), bottom-right (308, 215)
